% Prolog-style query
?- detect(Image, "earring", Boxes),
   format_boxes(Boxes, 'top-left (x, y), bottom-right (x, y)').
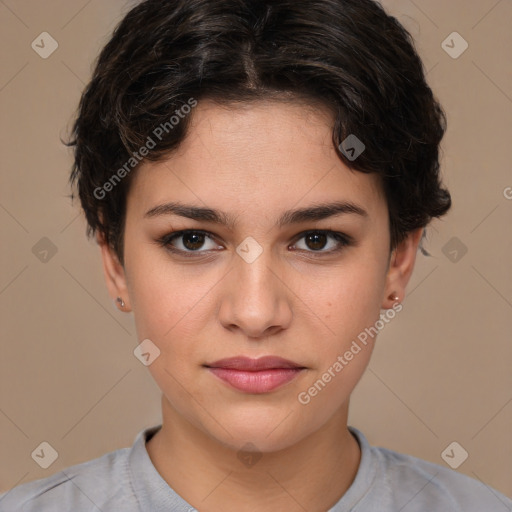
top-left (389, 292), bottom-right (400, 302)
top-left (116, 296), bottom-right (125, 308)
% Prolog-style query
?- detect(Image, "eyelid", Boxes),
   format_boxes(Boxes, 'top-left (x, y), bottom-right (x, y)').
top-left (157, 229), bottom-right (353, 257)
top-left (157, 230), bottom-right (221, 253)
top-left (291, 229), bottom-right (352, 250)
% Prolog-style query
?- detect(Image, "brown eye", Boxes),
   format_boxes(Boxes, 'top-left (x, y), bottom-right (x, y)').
top-left (304, 232), bottom-right (328, 251)
top-left (292, 230), bottom-right (351, 254)
top-left (158, 230), bottom-right (221, 255)
top-left (181, 232), bottom-right (206, 251)
top-left (157, 229), bottom-right (352, 259)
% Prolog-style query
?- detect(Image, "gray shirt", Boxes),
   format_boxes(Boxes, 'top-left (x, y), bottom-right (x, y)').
top-left (1, 424), bottom-right (511, 511)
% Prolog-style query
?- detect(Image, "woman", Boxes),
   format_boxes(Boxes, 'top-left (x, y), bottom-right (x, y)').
top-left (2, 0), bottom-right (511, 510)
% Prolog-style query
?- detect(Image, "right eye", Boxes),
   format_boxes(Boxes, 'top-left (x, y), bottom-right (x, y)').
top-left (156, 230), bottom-right (224, 257)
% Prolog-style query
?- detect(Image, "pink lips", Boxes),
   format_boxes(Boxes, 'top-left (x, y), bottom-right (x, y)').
top-left (204, 356), bottom-right (306, 393)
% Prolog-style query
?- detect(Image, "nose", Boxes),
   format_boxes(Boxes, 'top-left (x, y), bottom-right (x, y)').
top-left (217, 247), bottom-right (293, 339)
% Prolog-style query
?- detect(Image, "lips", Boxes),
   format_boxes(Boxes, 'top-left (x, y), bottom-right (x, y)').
top-left (204, 356), bottom-right (306, 393)
top-left (204, 356), bottom-right (304, 371)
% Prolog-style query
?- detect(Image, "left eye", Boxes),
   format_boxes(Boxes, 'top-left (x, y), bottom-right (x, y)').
top-left (292, 231), bottom-right (350, 253)
top-left (157, 229), bottom-right (352, 256)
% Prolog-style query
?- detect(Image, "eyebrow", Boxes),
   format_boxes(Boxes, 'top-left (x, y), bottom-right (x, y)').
top-left (144, 200), bottom-right (368, 228)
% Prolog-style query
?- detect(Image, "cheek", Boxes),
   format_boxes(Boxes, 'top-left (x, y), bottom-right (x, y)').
top-left (126, 247), bottom-right (225, 391)
top-left (298, 251), bottom-right (388, 394)
top-left (310, 256), bottom-right (387, 338)
top-left (127, 245), bottom-right (208, 336)
top-left (295, 270), bottom-right (382, 415)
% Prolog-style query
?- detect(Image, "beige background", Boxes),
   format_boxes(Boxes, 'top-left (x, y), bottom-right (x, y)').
top-left (1, 0), bottom-right (511, 502)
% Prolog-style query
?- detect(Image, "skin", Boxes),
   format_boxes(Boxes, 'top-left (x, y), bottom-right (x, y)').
top-left (98, 99), bottom-right (423, 512)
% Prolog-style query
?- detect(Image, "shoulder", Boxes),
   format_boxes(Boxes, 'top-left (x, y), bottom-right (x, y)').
top-left (0, 446), bottom-right (137, 512)
top-left (348, 427), bottom-right (512, 512)
top-left (370, 443), bottom-right (512, 511)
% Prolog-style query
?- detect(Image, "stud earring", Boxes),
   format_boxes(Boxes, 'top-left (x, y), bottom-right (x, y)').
top-left (116, 297), bottom-right (125, 308)
top-left (389, 292), bottom-right (400, 302)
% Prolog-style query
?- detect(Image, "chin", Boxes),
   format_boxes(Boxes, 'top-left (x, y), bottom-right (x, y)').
top-left (199, 407), bottom-right (312, 454)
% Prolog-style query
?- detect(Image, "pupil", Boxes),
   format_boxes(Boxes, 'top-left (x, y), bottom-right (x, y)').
top-left (306, 233), bottom-right (327, 250)
top-left (183, 232), bottom-right (204, 250)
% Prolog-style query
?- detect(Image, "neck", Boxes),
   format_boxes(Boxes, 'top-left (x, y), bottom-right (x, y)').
top-left (146, 395), bottom-right (361, 512)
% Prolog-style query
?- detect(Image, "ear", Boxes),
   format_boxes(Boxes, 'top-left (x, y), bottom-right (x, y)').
top-left (96, 233), bottom-right (131, 312)
top-left (382, 227), bottom-right (424, 309)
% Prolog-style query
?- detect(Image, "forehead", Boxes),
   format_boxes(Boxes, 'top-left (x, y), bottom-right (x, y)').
top-left (126, 99), bottom-right (386, 223)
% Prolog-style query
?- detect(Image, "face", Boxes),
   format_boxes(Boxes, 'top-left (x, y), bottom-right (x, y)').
top-left (100, 99), bottom-right (421, 453)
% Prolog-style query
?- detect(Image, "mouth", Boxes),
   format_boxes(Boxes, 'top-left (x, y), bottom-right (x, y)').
top-left (203, 356), bottom-right (307, 393)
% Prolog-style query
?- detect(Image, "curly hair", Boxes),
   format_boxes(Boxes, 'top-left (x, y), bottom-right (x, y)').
top-left (66, 0), bottom-right (451, 266)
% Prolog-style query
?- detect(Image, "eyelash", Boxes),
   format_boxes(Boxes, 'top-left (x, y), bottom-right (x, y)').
top-left (156, 229), bottom-right (353, 258)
